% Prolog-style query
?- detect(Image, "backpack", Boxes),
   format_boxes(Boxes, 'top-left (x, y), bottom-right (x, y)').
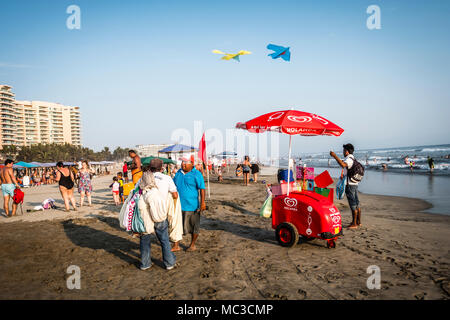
top-left (347, 155), bottom-right (364, 183)
top-left (13, 188), bottom-right (25, 204)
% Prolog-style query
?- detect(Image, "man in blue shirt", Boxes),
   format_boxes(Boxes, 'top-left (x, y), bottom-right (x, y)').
top-left (173, 159), bottom-right (206, 252)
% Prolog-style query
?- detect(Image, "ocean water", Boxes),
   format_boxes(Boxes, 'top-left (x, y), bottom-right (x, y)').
top-left (275, 144), bottom-right (450, 215)
top-left (314, 167), bottom-right (450, 215)
top-left (289, 144), bottom-right (450, 176)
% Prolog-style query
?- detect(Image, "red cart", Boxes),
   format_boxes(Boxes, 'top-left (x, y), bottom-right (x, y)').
top-left (272, 190), bottom-right (342, 248)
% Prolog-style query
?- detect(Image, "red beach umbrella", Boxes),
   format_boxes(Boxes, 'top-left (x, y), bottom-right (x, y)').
top-left (235, 110), bottom-right (344, 136)
top-left (236, 109), bottom-right (344, 194)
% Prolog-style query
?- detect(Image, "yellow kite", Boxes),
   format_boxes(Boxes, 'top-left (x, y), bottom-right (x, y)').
top-left (212, 49), bottom-right (252, 62)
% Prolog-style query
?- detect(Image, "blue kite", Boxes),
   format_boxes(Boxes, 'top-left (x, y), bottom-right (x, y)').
top-left (267, 44), bottom-right (291, 61)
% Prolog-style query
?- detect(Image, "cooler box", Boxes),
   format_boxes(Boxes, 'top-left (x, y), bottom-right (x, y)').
top-left (271, 181), bottom-right (300, 196)
top-left (277, 169), bottom-right (294, 183)
top-left (272, 191), bottom-right (342, 238)
top-left (296, 166), bottom-right (314, 180)
top-left (123, 182), bottom-right (134, 196)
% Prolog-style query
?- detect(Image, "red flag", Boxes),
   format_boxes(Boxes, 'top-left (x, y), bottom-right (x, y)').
top-left (198, 132), bottom-right (206, 163)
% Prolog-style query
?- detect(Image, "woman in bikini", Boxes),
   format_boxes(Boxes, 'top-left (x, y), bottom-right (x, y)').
top-left (55, 161), bottom-right (77, 212)
top-left (242, 156), bottom-right (251, 186)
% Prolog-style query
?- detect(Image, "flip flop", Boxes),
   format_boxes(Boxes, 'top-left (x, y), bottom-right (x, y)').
top-left (186, 247), bottom-right (196, 252)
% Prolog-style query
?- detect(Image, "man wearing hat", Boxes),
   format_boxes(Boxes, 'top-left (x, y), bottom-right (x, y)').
top-left (149, 158), bottom-right (182, 252)
top-left (173, 158), bottom-right (206, 252)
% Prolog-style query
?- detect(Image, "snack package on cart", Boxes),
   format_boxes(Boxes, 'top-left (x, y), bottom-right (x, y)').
top-left (270, 181), bottom-right (301, 196)
top-left (296, 166), bottom-right (314, 180)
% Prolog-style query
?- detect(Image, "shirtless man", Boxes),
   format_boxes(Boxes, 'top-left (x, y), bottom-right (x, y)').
top-left (0, 159), bottom-right (20, 217)
top-left (128, 150), bottom-right (142, 184)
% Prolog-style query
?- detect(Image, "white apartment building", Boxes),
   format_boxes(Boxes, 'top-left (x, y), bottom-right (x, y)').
top-left (0, 85), bottom-right (81, 148)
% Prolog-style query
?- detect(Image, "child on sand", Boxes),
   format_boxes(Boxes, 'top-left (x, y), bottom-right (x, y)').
top-left (110, 177), bottom-right (120, 206)
top-left (217, 166), bottom-right (223, 182)
top-left (117, 172), bottom-right (124, 203)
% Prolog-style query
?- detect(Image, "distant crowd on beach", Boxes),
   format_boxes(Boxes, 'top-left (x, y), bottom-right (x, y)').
top-left (0, 159), bottom-right (115, 216)
top-left (10, 162), bottom-right (113, 188)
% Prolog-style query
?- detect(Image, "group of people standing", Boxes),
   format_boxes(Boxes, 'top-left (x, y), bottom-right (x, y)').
top-left (236, 156), bottom-right (260, 185)
top-left (0, 159), bottom-right (95, 216)
top-left (122, 150), bottom-right (206, 271)
top-left (55, 160), bottom-right (94, 212)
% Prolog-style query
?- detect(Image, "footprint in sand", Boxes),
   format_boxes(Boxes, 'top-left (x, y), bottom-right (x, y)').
top-left (297, 289), bottom-right (307, 299)
top-left (414, 292), bottom-right (427, 300)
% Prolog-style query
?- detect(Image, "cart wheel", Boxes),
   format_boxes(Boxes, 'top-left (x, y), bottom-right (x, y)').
top-left (327, 239), bottom-right (336, 249)
top-left (276, 222), bottom-right (299, 247)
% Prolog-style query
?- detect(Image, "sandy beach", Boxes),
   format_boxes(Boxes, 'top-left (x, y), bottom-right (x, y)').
top-left (0, 168), bottom-right (449, 300)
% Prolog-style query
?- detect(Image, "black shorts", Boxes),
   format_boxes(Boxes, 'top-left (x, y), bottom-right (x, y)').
top-left (182, 211), bottom-right (200, 235)
top-left (123, 171), bottom-right (128, 177)
top-left (251, 166), bottom-right (259, 174)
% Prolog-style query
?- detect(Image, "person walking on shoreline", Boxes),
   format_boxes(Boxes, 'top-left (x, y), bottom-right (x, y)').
top-left (427, 156), bottom-right (435, 173)
top-left (330, 144), bottom-right (362, 229)
top-left (173, 158), bottom-right (206, 252)
top-left (129, 150), bottom-right (142, 185)
top-left (0, 159), bottom-right (20, 217)
top-left (78, 160), bottom-right (93, 207)
top-left (55, 161), bottom-right (77, 212)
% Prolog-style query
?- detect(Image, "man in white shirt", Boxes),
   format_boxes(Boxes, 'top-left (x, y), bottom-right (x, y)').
top-left (330, 143), bottom-right (361, 229)
top-left (149, 158), bottom-right (181, 251)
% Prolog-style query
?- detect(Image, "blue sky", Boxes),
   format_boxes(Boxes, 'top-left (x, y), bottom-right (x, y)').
top-left (1, 0), bottom-right (449, 156)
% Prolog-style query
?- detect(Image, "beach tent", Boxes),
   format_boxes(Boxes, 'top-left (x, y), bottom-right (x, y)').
top-left (126, 156), bottom-right (176, 167)
top-left (15, 161), bottom-right (38, 168)
top-left (214, 151), bottom-right (238, 158)
top-left (30, 162), bottom-right (47, 167)
top-left (158, 144), bottom-right (198, 162)
top-left (90, 161), bottom-right (115, 165)
top-left (158, 144), bottom-right (198, 154)
top-left (42, 162), bottom-right (57, 167)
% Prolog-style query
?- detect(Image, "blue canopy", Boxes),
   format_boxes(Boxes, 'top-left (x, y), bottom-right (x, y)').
top-left (30, 162), bottom-right (45, 167)
top-left (15, 161), bottom-right (38, 168)
top-left (158, 144), bottom-right (198, 153)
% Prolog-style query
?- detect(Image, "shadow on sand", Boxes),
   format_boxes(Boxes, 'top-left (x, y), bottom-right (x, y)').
top-left (61, 217), bottom-right (168, 269)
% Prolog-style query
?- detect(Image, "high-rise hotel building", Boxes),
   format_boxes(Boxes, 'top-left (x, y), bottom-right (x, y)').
top-left (0, 85), bottom-right (81, 148)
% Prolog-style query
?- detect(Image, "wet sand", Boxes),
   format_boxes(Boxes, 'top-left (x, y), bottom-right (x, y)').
top-left (0, 169), bottom-right (449, 300)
